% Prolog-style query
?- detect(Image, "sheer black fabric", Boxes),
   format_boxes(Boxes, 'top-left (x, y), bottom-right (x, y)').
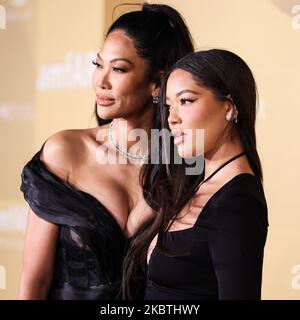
top-left (20, 147), bottom-right (129, 300)
top-left (145, 174), bottom-right (268, 300)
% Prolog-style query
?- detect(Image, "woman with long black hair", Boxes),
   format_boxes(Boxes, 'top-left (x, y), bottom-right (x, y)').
top-left (19, 3), bottom-right (194, 300)
top-left (123, 49), bottom-right (268, 300)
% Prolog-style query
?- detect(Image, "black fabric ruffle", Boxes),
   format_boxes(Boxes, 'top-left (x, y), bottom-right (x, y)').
top-left (20, 147), bottom-right (129, 299)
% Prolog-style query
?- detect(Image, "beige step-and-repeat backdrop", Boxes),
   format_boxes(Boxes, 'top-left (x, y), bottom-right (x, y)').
top-left (0, 0), bottom-right (299, 299)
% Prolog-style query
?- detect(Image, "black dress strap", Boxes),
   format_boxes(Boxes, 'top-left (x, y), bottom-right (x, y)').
top-left (199, 152), bottom-right (246, 188)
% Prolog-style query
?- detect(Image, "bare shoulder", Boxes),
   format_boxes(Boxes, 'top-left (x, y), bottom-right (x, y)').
top-left (40, 129), bottom-right (89, 182)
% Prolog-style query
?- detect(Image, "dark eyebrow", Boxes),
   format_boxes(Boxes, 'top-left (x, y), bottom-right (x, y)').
top-left (97, 53), bottom-right (133, 65)
top-left (176, 89), bottom-right (199, 97)
top-left (166, 89), bottom-right (199, 101)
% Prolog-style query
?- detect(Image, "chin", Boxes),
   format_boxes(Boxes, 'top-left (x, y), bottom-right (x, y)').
top-left (177, 145), bottom-right (191, 159)
top-left (177, 145), bottom-right (201, 159)
top-left (96, 113), bottom-right (110, 120)
top-left (96, 107), bottom-right (116, 120)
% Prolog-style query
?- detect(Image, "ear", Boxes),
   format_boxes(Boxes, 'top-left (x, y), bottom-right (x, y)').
top-left (225, 101), bottom-right (233, 113)
top-left (150, 70), bottom-right (164, 98)
top-left (225, 94), bottom-right (235, 112)
top-left (151, 87), bottom-right (160, 99)
top-left (225, 94), bottom-right (238, 123)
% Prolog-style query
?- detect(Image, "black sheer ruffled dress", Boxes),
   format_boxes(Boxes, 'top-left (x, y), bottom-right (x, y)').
top-left (20, 146), bottom-right (130, 300)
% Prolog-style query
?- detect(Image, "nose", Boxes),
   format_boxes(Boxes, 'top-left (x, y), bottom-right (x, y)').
top-left (95, 69), bottom-right (111, 90)
top-left (168, 107), bottom-right (181, 127)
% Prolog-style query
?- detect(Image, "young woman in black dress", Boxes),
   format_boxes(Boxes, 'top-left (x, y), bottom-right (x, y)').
top-left (18, 4), bottom-right (194, 300)
top-left (123, 49), bottom-right (268, 300)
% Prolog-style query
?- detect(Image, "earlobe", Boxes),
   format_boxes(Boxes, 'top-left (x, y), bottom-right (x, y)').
top-left (225, 104), bottom-right (238, 123)
top-left (151, 87), bottom-right (160, 104)
top-left (225, 96), bottom-right (238, 123)
top-left (226, 108), bottom-right (233, 121)
top-left (151, 70), bottom-right (164, 103)
top-left (152, 87), bottom-right (160, 97)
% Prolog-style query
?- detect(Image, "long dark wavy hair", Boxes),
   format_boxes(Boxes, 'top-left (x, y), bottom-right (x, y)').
top-left (122, 49), bottom-right (263, 299)
top-left (94, 2), bottom-right (194, 126)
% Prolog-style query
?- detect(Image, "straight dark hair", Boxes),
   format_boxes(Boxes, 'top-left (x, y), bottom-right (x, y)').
top-left (94, 2), bottom-right (194, 126)
top-left (122, 49), bottom-right (263, 299)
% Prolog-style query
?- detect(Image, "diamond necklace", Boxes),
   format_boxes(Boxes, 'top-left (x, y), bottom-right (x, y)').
top-left (108, 121), bottom-right (150, 162)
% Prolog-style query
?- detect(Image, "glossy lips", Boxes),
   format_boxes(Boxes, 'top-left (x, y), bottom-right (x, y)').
top-left (171, 129), bottom-right (186, 145)
top-left (96, 94), bottom-right (115, 106)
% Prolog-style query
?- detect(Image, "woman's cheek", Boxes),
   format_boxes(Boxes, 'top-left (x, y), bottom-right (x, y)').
top-left (183, 106), bottom-right (206, 130)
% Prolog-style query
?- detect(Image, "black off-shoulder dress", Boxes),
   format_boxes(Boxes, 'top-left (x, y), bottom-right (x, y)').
top-left (20, 147), bottom-right (129, 300)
